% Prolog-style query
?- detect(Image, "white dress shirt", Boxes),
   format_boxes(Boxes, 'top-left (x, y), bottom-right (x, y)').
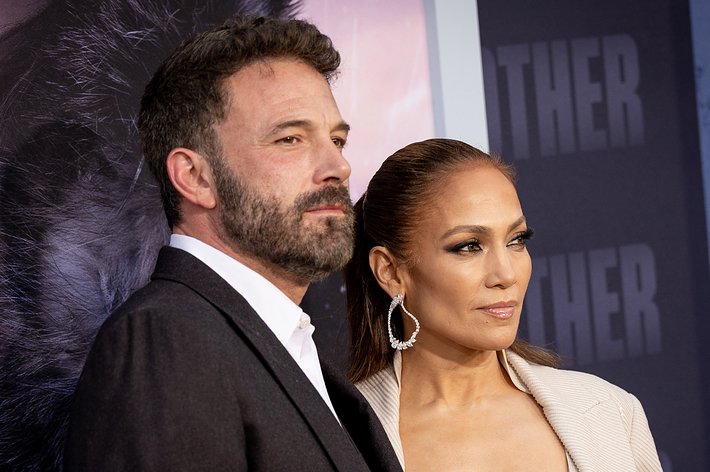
top-left (170, 234), bottom-right (340, 421)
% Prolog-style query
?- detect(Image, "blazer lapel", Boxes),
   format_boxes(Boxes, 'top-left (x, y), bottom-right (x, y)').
top-left (151, 247), bottom-right (370, 472)
top-left (322, 359), bottom-right (403, 472)
top-left (506, 352), bottom-right (636, 472)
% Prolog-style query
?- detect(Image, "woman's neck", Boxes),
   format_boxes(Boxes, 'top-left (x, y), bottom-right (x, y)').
top-left (399, 346), bottom-right (515, 408)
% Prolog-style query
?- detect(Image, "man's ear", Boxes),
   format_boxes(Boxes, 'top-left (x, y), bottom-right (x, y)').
top-left (166, 148), bottom-right (217, 210)
top-left (369, 246), bottom-right (408, 298)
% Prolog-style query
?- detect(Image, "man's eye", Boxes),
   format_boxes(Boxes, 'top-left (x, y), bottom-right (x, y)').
top-left (278, 136), bottom-right (297, 144)
top-left (332, 137), bottom-right (346, 148)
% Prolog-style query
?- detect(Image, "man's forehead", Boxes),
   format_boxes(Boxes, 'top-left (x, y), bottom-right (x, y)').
top-left (226, 58), bottom-right (326, 88)
top-left (215, 58), bottom-right (343, 138)
top-left (221, 59), bottom-right (333, 114)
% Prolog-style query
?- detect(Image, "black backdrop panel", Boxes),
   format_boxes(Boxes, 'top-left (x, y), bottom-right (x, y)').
top-left (477, 1), bottom-right (709, 470)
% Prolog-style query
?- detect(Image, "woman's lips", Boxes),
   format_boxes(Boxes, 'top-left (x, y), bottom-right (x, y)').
top-left (479, 301), bottom-right (518, 319)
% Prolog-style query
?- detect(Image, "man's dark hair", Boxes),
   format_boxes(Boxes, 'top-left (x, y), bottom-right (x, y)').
top-left (138, 15), bottom-right (341, 228)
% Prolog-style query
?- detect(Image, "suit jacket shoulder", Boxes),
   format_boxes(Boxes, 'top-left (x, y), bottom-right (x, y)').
top-left (65, 246), bottom-right (401, 472)
top-left (505, 351), bottom-right (662, 472)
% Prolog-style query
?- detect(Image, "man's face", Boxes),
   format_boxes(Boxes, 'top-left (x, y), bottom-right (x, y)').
top-left (210, 59), bottom-right (354, 282)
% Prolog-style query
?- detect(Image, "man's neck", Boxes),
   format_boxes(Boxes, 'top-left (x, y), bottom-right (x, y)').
top-left (172, 226), bottom-right (309, 305)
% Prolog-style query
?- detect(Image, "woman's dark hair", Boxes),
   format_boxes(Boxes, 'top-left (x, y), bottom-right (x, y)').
top-left (344, 138), bottom-right (560, 382)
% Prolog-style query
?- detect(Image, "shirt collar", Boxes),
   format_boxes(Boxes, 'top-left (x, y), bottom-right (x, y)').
top-left (169, 234), bottom-right (303, 344)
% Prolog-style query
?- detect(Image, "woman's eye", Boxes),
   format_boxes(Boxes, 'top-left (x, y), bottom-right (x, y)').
top-left (455, 242), bottom-right (482, 253)
top-left (508, 228), bottom-right (534, 247)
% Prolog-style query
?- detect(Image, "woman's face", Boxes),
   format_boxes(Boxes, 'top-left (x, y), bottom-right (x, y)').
top-left (398, 165), bottom-right (532, 354)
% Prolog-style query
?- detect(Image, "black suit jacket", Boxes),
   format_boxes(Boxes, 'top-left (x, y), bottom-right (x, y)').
top-left (64, 246), bottom-right (402, 472)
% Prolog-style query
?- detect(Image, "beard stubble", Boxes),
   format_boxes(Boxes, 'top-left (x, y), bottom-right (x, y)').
top-left (211, 157), bottom-right (355, 283)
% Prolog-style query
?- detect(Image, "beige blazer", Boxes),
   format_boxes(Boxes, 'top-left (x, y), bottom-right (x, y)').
top-left (356, 350), bottom-right (662, 472)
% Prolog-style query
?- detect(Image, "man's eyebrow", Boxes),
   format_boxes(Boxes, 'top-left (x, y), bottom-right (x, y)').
top-left (440, 216), bottom-right (527, 240)
top-left (267, 119), bottom-right (350, 137)
top-left (269, 119), bottom-right (312, 136)
top-left (334, 121), bottom-right (350, 134)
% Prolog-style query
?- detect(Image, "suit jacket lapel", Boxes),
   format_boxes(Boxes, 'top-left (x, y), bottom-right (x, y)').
top-left (151, 247), bottom-right (370, 472)
top-left (322, 359), bottom-right (403, 472)
top-left (506, 352), bottom-right (635, 472)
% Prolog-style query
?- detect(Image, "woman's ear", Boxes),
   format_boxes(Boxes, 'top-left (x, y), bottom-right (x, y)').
top-left (369, 246), bottom-right (407, 298)
top-left (166, 148), bottom-right (217, 209)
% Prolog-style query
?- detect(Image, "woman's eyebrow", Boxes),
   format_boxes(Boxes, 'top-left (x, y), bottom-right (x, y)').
top-left (507, 215), bottom-right (527, 232)
top-left (440, 224), bottom-right (489, 240)
top-left (439, 216), bottom-right (527, 240)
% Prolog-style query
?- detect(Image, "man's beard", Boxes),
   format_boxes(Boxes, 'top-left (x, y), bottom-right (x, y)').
top-left (211, 158), bottom-right (355, 283)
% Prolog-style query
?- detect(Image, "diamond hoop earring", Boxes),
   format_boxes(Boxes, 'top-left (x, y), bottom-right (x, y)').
top-left (387, 293), bottom-right (421, 350)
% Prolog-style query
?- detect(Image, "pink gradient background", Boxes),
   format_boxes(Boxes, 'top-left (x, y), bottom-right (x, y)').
top-left (0, 0), bottom-right (435, 200)
top-left (299, 0), bottom-right (435, 199)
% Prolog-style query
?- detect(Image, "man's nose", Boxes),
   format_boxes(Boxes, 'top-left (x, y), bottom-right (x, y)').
top-left (313, 137), bottom-right (351, 184)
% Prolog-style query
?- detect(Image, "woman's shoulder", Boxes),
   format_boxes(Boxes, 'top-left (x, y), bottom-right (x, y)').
top-left (505, 350), bottom-right (662, 471)
top-left (355, 364), bottom-right (401, 429)
top-left (355, 364), bottom-right (398, 398)
top-left (505, 350), bottom-right (640, 411)
top-left (355, 365), bottom-right (406, 468)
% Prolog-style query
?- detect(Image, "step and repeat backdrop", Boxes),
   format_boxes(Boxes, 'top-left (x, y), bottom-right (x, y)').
top-left (474, 2), bottom-right (708, 470)
top-left (0, 0), bottom-right (708, 470)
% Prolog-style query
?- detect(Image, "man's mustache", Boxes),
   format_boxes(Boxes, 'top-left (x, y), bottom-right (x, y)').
top-left (295, 184), bottom-right (353, 215)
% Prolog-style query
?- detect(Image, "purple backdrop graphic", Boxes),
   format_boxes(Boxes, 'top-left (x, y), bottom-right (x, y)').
top-left (0, 1), bottom-right (299, 470)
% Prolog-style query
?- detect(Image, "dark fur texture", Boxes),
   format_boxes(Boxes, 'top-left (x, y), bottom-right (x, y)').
top-left (0, 1), bottom-right (298, 470)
